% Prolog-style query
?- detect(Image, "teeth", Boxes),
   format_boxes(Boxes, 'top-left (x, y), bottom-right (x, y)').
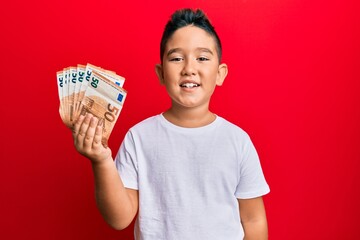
top-left (181, 83), bottom-right (199, 88)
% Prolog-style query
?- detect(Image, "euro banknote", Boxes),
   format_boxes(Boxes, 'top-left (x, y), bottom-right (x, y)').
top-left (56, 63), bottom-right (127, 146)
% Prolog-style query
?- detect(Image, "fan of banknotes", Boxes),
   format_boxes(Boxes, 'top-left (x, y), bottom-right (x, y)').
top-left (56, 63), bottom-right (127, 146)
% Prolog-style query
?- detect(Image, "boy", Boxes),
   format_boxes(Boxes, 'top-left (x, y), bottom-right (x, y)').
top-left (72, 8), bottom-right (270, 240)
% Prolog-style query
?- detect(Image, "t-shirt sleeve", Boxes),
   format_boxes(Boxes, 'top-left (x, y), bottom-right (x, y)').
top-left (235, 136), bottom-right (270, 199)
top-left (114, 131), bottom-right (139, 190)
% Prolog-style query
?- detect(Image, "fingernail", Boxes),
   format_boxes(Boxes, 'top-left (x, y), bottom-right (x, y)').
top-left (80, 108), bottom-right (87, 116)
top-left (86, 113), bottom-right (93, 120)
top-left (98, 118), bottom-right (104, 126)
top-left (91, 117), bottom-right (98, 125)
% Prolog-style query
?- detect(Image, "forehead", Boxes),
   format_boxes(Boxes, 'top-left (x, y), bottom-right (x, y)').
top-left (165, 25), bottom-right (217, 53)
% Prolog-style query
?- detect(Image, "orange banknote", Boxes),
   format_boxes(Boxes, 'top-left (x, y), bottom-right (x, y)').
top-left (56, 63), bottom-right (127, 145)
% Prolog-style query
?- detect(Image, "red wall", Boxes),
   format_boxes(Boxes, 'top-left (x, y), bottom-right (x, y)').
top-left (1, 0), bottom-right (359, 239)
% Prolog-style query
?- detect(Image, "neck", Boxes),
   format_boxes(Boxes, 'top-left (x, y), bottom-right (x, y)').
top-left (163, 104), bottom-right (216, 128)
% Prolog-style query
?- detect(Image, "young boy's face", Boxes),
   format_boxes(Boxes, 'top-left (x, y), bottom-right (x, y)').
top-left (156, 25), bottom-right (227, 110)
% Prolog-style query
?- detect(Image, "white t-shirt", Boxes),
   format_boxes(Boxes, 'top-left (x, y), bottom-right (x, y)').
top-left (115, 114), bottom-right (270, 240)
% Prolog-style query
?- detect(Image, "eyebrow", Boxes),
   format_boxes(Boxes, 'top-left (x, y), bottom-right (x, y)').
top-left (166, 47), bottom-right (214, 56)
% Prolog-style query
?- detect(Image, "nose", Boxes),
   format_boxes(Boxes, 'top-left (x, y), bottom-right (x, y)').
top-left (181, 58), bottom-right (196, 76)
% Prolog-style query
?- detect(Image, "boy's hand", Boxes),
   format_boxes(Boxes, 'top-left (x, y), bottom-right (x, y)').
top-left (72, 113), bottom-right (112, 164)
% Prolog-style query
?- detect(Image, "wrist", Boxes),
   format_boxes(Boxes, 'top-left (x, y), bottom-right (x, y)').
top-left (90, 156), bottom-right (114, 169)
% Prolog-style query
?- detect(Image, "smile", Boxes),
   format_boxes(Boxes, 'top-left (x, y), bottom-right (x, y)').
top-left (180, 83), bottom-right (200, 88)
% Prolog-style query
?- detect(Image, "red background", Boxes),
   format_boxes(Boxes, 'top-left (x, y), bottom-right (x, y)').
top-left (1, 0), bottom-right (359, 239)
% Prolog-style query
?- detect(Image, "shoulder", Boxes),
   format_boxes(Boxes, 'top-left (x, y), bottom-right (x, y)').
top-left (126, 114), bottom-right (162, 136)
top-left (216, 116), bottom-right (251, 141)
top-left (135, 115), bottom-right (159, 126)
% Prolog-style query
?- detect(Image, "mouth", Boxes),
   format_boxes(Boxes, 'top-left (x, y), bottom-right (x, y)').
top-left (179, 82), bottom-right (200, 88)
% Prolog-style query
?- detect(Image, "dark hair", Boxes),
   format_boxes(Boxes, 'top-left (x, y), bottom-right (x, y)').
top-left (160, 8), bottom-right (222, 62)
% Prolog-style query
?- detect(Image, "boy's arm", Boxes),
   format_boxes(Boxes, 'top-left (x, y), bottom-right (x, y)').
top-left (238, 197), bottom-right (268, 240)
top-left (72, 113), bottom-right (138, 230)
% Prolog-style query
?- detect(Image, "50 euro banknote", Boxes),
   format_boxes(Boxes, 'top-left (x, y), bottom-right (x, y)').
top-left (57, 63), bottom-right (125, 126)
top-left (80, 71), bottom-right (127, 146)
top-left (56, 64), bottom-right (127, 146)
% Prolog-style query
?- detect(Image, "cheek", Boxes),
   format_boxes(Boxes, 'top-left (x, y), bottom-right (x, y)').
top-left (201, 68), bottom-right (219, 83)
top-left (163, 67), bottom-right (181, 81)
top-left (201, 63), bottom-right (218, 74)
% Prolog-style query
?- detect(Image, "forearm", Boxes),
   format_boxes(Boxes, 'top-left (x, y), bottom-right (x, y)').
top-left (239, 197), bottom-right (268, 240)
top-left (91, 157), bottom-right (137, 230)
top-left (71, 114), bottom-right (137, 229)
top-left (242, 218), bottom-right (268, 240)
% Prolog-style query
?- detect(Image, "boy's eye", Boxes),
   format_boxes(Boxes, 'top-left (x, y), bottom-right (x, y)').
top-left (169, 57), bottom-right (183, 62)
top-left (197, 57), bottom-right (209, 61)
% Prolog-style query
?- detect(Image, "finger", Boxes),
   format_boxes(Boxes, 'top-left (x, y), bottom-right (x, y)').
top-left (93, 118), bottom-right (104, 149)
top-left (83, 115), bottom-right (98, 150)
top-left (77, 113), bottom-right (92, 148)
top-left (72, 114), bottom-right (85, 138)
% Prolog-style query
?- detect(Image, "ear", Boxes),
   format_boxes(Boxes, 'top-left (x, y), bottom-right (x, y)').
top-left (216, 63), bottom-right (228, 86)
top-left (155, 64), bottom-right (165, 85)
